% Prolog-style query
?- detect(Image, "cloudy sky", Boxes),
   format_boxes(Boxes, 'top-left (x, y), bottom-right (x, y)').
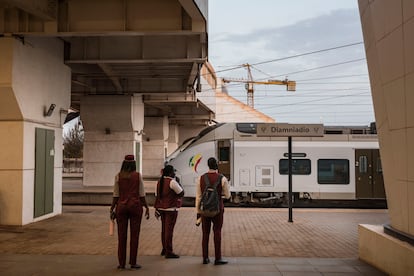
top-left (208, 0), bottom-right (374, 126)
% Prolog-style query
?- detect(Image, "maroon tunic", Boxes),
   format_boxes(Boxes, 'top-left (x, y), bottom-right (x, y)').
top-left (116, 172), bottom-right (143, 267)
top-left (154, 177), bottom-right (182, 256)
top-left (154, 177), bottom-right (181, 209)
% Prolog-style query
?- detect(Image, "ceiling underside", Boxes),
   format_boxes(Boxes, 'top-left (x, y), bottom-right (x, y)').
top-left (0, 0), bottom-right (213, 126)
top-left (65, 33), bottom-right (212, 126)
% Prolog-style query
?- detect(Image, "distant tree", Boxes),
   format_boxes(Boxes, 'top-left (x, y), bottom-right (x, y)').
top-left (63, 123), bottom-right (84, 158)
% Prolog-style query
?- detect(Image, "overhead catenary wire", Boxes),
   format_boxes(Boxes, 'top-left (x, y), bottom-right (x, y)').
top-left (203, 41), bottom-right (372, 123)
top-left (296, 74), bottom-right (368, 82)
top-left (268, 58), bottom-right (366, 79)
top-left (208, 41), bottom-right (364, 76)
top-left (204, 58), bottom-right (367, 93)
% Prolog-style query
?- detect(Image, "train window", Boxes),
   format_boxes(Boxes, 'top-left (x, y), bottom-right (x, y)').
top-left (218, 140), bottom-right (230, 162)
top-left (279, 159), bottom-right (311, 175)
top-left (317, 159), bottom-right (349, 184)
top-left (219, 147), bottom-right (230, 162)
top-left (377, 157), bottom-right (383, 173)
top-left (351, 129), bottom-right (364, 134)
top-left (359, 156), bottom-right (368, 173)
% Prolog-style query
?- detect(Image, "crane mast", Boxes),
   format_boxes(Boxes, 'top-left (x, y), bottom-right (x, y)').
top-left (222, 63), bottom-right (296, 108)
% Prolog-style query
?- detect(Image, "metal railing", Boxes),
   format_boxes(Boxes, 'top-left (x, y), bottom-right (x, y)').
top-left (63, 158), bottom-right (83, 173)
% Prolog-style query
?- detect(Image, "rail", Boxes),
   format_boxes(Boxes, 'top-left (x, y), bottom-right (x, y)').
top-left (63, 158), bottom-right (83, 173)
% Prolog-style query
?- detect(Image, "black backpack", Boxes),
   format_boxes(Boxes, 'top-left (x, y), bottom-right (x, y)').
top-left (199, 174), bottom-right (223, 217)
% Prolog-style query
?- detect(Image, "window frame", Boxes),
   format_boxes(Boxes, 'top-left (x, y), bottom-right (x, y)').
top-left (279, 158), bottom-right (312, 175)
top-left (317, 159), bottom-right (350, 185)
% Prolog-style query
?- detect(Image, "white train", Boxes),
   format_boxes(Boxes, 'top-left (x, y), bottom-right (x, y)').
top-left (165, 123), bottom-right (385, 206)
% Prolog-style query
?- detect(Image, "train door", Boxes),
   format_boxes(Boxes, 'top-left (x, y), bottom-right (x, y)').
top-left (217, 140), bottom-right (231, 181)
top-left (355, 149), bottom-right (385, 198)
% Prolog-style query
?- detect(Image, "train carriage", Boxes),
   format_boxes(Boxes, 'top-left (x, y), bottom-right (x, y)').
top-left (165, 123), bottom-right (385, 206)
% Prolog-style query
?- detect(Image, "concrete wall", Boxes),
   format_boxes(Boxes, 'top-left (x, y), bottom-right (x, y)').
top-left (0, 121), bottom-right (23, 225)
top-left (358, 1), bottom-right (414, 275)
top-left (359, 224), bottom-right (414, 275)
top-left (167, 124), bottom-right (179, 156)
top-left (197, 64), bottom-right (275, 124)
top-left (215, 89), bottom-right (275, 123)
top-left (0, 37), bottom-right (71, 225)
top-left (142, 116), bottom-right (168, 178)
top-left (81, 95), bottom-right (144, 186)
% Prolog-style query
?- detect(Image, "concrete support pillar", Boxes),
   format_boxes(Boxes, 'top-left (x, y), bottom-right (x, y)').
top-left (167, 124), bottom-right (179, 156)
top-left (358, 1), bottom-right (414, 274)
top-left (142, 116), bottom-right (169, 178)
top-left (81, 95), bottom-right (144, 186)
top-left (0, 37), bottom-right (71, 225)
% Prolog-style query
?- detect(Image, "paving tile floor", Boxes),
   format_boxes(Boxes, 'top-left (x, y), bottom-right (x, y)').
top-left (0, 206), bottom-right (389, 275)
top-left (0, 254), bottom-right (388, 276)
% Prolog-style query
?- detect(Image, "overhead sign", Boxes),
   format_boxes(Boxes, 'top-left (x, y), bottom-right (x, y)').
top-left (257, 123), bottom-right (324, 137)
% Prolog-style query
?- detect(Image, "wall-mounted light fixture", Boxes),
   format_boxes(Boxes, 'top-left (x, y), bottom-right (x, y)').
top-left (135, 129), bottom-right (145, 135)
top-left (44, 104), bottom-right (56, 117)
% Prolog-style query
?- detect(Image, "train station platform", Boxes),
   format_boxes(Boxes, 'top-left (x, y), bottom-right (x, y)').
top-left (0, 205), bottom-right (389, 275)
top-left (62, 174), bottom-right (158, 205)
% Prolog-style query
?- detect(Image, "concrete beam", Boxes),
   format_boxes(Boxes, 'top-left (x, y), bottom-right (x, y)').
top-left (64, 0), bottom-right (182, 32)
top-left (97, 63), bottom-right (123, 93)
top-left (65, 35), bottom-right (206, 61)
top-left (66, 58), bottom-right (205, 64)
top-left (0, 0), bottom-right (56, 21)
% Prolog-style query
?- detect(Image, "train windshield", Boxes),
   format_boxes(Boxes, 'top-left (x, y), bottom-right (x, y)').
top-left (166, 136), bottom-right (196, 161)
top-left (236, 123), bottom-right (257, 134)
top-left (166, 123), bottom-right (224, 162)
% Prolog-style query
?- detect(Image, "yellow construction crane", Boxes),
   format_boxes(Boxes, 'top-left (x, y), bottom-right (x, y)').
top-left (222, 63), bottom-right (296, 108)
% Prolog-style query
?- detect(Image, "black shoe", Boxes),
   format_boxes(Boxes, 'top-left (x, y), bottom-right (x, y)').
top-left (117, 265), bottom-right (125, 270)
top-left (214, 259), bottom-right (228, 265)
top-left (130, 264), bottom-right (141, 270)
top-left (160, 249), bottom-right (166, 256)
top-left (203, 258), bottom-right (210, 264)
top-left (165, 253), bottom-right (180, 259)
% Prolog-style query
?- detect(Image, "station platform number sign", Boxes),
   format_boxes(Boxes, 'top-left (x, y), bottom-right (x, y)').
top-left (257, 123), bottom-right (324, 137)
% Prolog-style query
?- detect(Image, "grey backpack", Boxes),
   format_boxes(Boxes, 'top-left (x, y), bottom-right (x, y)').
top-left (199, 174), bottom-right (223, 217)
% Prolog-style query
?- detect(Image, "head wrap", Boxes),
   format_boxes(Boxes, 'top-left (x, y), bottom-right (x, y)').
top-left (124, 155), bottom-right (135, 162)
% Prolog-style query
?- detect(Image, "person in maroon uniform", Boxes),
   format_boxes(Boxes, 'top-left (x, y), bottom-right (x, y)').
top-left (196, 157), bottom-right (231, 265)
top-left (154, 165), bottom-right (184, 258)
top-left (110, 155), bottom-right (149, 270)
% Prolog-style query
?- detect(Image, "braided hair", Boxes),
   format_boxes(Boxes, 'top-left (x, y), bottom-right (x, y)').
top-left (158, 165), bottom-right (175, 199)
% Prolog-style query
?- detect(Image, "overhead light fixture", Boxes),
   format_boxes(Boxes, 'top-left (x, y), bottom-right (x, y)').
top-left (44, 104), bottom-right (56, 117)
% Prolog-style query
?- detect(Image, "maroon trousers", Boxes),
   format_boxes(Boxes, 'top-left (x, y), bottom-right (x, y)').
top-left (116, 202), bottom-right (143, 267)
top-left (201, 209), bottom-right (224, 260)
top-left (160, 210), bottom-right (178, 255)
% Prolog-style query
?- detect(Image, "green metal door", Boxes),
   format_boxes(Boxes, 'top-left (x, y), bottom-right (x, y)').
top-left (34, 128), bottom-right (55, 218)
